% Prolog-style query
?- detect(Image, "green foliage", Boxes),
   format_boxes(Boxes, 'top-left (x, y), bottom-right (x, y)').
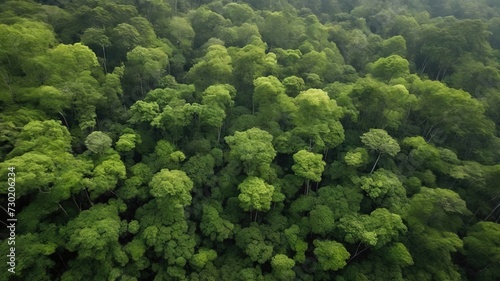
top-left (463, 222), bottom-right (500, 279)
top-left (292, 150), bottom-right (326, 182)
top-left (344, 147), bottom-right (369, 167)
top-left (360, 169), bottom-right (406, 208)
top-left (271, 254), bottom-right (296, 280)
top-left (85, 131), bottom-right (112, 154)
top-left (292, 88), bottom-right (345, 151)
top-left (236, 226), bottom-right (273, 263)
top-left (63, 204), bottom-right (122, 260)
top-left (225, 127), bottom-right (276, 177)
top-left (88, 153), bottom-right (126, 199)
top-left (7, 120), bottom-right (71, 157)
top-left (361, 129), bottom-right (400, 157)
top-left (116, 132), bottom-right (141, 152)
top-left (0, 233), bottom-right (57, 281)
top-left (237, 176), bottom-right (275, 212)
top-left (367, 55), bottom-right (410, 82)
top-left (149, 169), bottom-right (193, 206)
top-left (3, 1), bottom-right (500, 280)
top-left (339, 208), bottom-right (407, 248)
top-left (313, 240), bottom-right (350, 271)
top-left (310, 204), bottom-right (335, 235)
top-left (200, 202), bottom-right (234, 242)
top-left (404, 187), bottom-right (470, 232)
top-left (190, 248), bottom-right (217, 271)
top-left (185, 44), bottom-right (233, 91)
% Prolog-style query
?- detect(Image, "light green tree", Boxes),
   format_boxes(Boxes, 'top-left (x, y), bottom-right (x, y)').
top-left (271, 254), bottom-right (296, 280)
top-left (292, 88), bottom-right (345, 152)
top-left (238, 176), bottom-right (275, 220)
top-left (149, 169), bottom-right (193, 207)
top-left (225, 127), bottom-right (276, 178)
top-left (85, 131), bottom-right (112, 155)
top-left (292, 150), bottom-right (326, 194)
top-left (313, 240), bottom-right (350, 271)
top-left (361, 128), bottom-right (400, 174)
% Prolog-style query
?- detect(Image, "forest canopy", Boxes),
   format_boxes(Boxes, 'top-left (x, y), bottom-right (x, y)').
top-left (1, 0), bottom-right (500, 280)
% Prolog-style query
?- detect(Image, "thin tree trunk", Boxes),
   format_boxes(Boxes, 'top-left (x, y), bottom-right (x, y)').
top-left (435, 67), bottom-right (442, 80)
top-left (59, 111), bottom-right (69, 128)
top-left (72, 195), bottom-right (82, 211)
top-left (348, 243), bottom-right (370, 263)
top-left (102, 45), bottom-right (108, 74)
top-left (420, 57), bottom-right (429, 74)
top-left (441, 67), bottom-right (448, 81)
top-left (85, 189), bottom-right (94, 206)
top-left (140, 77), bottom-right (144, 97)
top-left (485, 203), bottom-right (500, 221)
top-left (370, 153), bottom-right (382, 174)
top-left (59, 204), bottom-right (69, 216)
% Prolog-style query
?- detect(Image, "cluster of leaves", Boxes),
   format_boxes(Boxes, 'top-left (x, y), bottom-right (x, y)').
top-left (1, 0), bottom-right (500, 280)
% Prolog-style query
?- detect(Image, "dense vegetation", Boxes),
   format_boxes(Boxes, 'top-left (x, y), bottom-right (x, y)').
top-left (1, 0), bottom-right (500, 280)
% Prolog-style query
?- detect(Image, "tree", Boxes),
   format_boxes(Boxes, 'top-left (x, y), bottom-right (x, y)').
top-left (344, 147), bottom-right (369, 168)
top-left (0, 233), bottom-right (57, 281)
top-left (235, 226), bottom-right (273, 263)
top-left (200, 202), bottom-right (234, 242)
top-left (0, 19), bottom-right (56, 87)
top-left (115, 132), bottom-right (141, 152)
top-left (463, 222), bottom-right (500, 280)
top-left (62, 203), bottom-right (123, 261)
top-left (349, 78), bottom-right (417, 130)
top-left (165, 16), bottom-right (195, 53)
top-left (80, 27), bottom-right (111, 73)
top-left (110, 23), bottom-right (141, 54)
top-left (199, 84), bottom-right (235, 141)
top-left (282, 76), bottom-right (305, 97)
top-left (87, 154), bottom-right (126, 199)
top-left (292, 88), bottom-right (345, 152)
top-left (190, 248), bottom-right (217, 271)
top-left (360, 169), bottom-right (407, 211)
top-left (259, 11), bottom-right (304, 49)
top-left (222, 3), bottom-right (255, 26)
top-left (225, 127), bottom-right (276, 178)
top-left (7, 120), bottom-right (72, 158)
top-left (338, 208), bottom-right (407, 252)
top-left (149, 169), bottom-right (193, 207)
top-left (123, 46), bottom-right (169, 96)
top-left (188, 7), bottom-right (230, 48)
top-left (85, 131), bottom-right (112, 155)
top-left (367, 55), bottom-right (410, 83)
top-left (292, 150), bottom-right (326, 194)
top-left (310, 204), bottom-right (335, 235)
top-left (271, 254), bottom-right (296, 280)
top-left (402, 187), bottom-right (471, 280)
top-left (380, 35), bottom-right (407, 57)
top-left (411, 78), bottom-right (495, 147)
top-left (313, 240), bottom-right (350, 271)
top-left (361, 129), bottom-right (400, 174)
top-left (231, 43), bottom-right (276, 93)
top-left (185, 44), bottom-right (233, 91)
top-left (237, 176), bottom-right (275, 219)
top-left (29, 43), bottom-right (105, 130)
